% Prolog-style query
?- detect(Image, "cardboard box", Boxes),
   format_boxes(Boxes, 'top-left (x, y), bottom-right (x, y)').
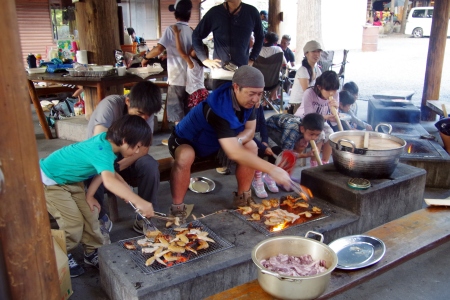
top-left (52, 229), bottom-right (73, 300)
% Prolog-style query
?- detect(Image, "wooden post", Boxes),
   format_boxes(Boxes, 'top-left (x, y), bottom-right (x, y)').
top-left (268, 0), bottom-right (281, 36)
top-left (0, 0), bottom-right (60, 299)
top-left (421, 0), bottom-right (450, 121)
top-left (400, 0), bottom-right (409, 34)
top-left (75, 0), bottom-right (123, 118)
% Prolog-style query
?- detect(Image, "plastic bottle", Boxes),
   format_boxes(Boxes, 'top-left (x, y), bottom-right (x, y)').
top-left (35, 54), bottom-right (42, 67)
top-left (27, 53), bottom-right (37, 68)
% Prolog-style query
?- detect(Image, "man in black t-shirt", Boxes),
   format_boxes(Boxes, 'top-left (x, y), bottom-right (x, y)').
top-left (278, 34), bottom-right (295, 68)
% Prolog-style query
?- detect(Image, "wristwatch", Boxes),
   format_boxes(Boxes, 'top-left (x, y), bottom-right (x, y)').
top-left (237, 137), bottom-right (243, 145)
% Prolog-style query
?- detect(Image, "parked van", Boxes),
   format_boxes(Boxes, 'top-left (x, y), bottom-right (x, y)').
top-left (405, 7), bottom-right (450, 38)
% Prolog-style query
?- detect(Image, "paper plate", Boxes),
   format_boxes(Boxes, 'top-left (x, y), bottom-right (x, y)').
top-left (189, 177), bottom-right (215, 193)
top-left (328, 235), bottom-right (386, 270)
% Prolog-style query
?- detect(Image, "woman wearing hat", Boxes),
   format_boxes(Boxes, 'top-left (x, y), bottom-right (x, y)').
top-left (288, 40), bottom-right (323, 114)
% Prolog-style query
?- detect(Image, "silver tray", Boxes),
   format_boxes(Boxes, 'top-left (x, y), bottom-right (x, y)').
top-left (189, 177), bottom-right (215, 193)
top-left (328, 235), bottom-right (386, 270)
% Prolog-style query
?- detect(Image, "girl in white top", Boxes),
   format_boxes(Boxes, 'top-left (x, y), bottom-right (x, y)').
top-left (289, 40), bottom-right (323, 114)
top-left (172, 25), bottom-right (209, 108)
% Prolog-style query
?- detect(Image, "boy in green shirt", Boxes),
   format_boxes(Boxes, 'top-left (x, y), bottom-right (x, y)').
top-left (40, 115), bottom-right (154, 277)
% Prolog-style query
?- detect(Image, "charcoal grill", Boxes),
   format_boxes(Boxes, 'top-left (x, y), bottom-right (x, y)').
top-left (117, 220), bottom-right (234, 274)
top-left (230, 206), bottom-right (329, 236)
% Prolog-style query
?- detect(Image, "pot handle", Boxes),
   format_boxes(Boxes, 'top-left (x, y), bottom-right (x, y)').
top-left (305, 230), bottom-right (324, 243)
top-left (261, 269), bottom-right (303, 283)
top-left (337, 139), bottom-right (356, 153)
top-left (375, 123), bottom-right (393, 134)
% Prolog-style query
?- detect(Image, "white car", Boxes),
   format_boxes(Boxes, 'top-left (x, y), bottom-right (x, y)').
top-left (405, 7), bottom-right (450, 38)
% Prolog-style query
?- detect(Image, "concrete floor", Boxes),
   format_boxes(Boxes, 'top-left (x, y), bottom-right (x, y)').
top-left (34, 34), bottom-right (450, 299)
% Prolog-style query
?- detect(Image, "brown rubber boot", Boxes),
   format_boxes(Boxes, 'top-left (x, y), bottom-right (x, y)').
top-left (243, 189), bottom-right (256, 206)
top-left (170, 203), bottom-right (187, 224)
top-left (232, 192), bottom-right (247, 208)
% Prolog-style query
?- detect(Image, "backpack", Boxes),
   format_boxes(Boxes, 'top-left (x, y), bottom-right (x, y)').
top-left (49, 97), bottom-right (77, 120)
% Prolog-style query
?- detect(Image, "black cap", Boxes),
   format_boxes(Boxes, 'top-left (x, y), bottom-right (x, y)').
top-left (169, 0), bottom-right (192, 12)
top-left (260, 10), bottom-right (268, 16)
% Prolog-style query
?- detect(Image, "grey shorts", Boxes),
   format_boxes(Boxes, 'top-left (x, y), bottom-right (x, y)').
top-left (167, 85), bottom-right (189, 122)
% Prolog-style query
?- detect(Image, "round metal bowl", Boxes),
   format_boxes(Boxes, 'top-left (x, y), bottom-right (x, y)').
top-left (188, 177), bottom-right (215, 193)
top-left (251, 232), bottom-right (338, 300)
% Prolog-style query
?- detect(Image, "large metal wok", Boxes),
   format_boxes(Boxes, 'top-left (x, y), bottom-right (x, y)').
top-left (329, 124), bottom-right (406, 179)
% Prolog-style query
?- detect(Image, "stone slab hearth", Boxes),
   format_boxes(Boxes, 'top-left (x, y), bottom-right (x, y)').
top-left (99, 163), bottom-right (426, 300)
top-left (99, 200), bottom-right (357, 300)
top-left (300, 163), bottom-right (426, 234)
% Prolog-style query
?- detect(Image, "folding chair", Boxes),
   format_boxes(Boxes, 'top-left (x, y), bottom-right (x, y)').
top-left (318, 50), bottom-right (335, 72)
top-left (335, 49), bottom-right (349, 88)
top-left (252, 52), bottom-right (284, 113)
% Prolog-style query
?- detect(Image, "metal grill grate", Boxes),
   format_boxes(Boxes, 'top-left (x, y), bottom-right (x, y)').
top-left (380, 123), bottom-right (422, 136)
top-left (230, 206), bottom-right (329, 236)
top-left (117, 220), bottom-right (234, 274)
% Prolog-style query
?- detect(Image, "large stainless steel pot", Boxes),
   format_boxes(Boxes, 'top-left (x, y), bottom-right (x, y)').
top-left (329, 123), bottom-right (406, 179)
top-left (251, 232), bottom-right (338, 300)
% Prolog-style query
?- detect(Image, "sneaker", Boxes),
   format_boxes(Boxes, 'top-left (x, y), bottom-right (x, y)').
top-left (133, 215), bottom-right (145, 234)
top-left (170, 204), bottom-right (187, 224)
top-left (161, 139), bottom-right (169, 146)
top-left (84, 249), bottom-right (99, 269)
top-left (252, 179), bottom-right (268, 198)
top-left (263, 174), bottom-right (279, 193)
top-left (99, 214), bottom-right (113, 232)
top-left (99, 214), bottom-right (112, 244)
top-left (68, 253), bottom-right (85, 278)
top-left (216, 167), bottom-right (230, 175)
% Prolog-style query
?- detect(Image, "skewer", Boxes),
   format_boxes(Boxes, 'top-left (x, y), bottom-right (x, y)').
top-left (329, 96), bottom-right (343, 131)
top-left (442, 104), bottom-right (448, 118)
top-left (310, 140), bottom-right (323, 166)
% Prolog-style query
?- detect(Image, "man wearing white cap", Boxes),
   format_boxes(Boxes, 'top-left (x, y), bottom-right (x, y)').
top-left (142, 0), bottom-right (193, 124)
top-left (167, 66), bottom-right (291, 220)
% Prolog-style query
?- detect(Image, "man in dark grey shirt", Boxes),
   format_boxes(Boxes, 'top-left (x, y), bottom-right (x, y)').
top-left (86, 82), bottom-right (162, 236)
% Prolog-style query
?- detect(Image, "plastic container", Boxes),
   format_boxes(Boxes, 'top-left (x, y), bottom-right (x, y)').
top-left (48, 47), bottom-right (59, 60)
top-left (74, 99), bottom-right (85, 116)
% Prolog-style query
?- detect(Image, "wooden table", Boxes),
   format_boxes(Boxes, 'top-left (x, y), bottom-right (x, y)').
top-left (206, 206), bottom-right (450, 300)
top-left (426, 100), bottom-right (450, 117)
top-left (373, 90), bottom-right (415, 100)
top-left (27, 71), bottom-right (167, 139)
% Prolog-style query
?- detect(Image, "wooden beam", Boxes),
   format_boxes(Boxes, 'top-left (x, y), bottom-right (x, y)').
top-left (268, 0), bottom-right (281, 36)
top-left (421, 0), bottom-right (450, 121)
top-left (0, 0), bottom-right (60, 299)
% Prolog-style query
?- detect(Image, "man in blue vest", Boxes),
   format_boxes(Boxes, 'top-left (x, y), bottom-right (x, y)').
top-left (167, 66), bottom-right (291, 220)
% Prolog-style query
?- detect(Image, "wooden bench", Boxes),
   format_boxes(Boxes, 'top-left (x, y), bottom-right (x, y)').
top-left (206, 206), bottom-right (450, 300)
top-left (107, 156), bottom-right (221, 221)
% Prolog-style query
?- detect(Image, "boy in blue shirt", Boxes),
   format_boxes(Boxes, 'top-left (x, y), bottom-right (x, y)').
top-left (40, 115), bottom-right (154, 277)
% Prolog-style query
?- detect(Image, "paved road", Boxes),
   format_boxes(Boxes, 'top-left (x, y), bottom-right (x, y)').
top-left (333, 33), bottom-right (450, 104)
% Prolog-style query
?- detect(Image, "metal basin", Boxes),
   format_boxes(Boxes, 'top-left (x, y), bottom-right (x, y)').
top-left (251, 232), bottom-right (338, 300)
top-left (329, 124), bottom-right (406, 179)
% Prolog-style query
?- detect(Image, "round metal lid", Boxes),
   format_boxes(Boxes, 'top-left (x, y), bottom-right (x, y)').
top-left (348, 178), bottom-right (371, 190)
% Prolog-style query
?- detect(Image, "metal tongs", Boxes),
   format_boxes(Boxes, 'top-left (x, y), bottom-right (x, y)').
top-left (290, 180), bottom-right (312, 202)
top-left (128, 202), bottom-right (180, 226)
